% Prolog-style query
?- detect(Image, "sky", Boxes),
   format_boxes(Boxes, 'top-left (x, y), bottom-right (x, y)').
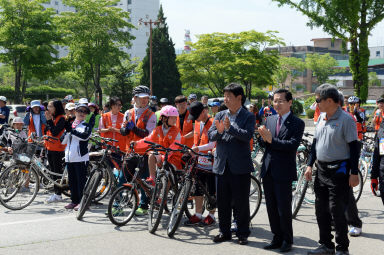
top-left (160, 0), bottom-right (384, 50)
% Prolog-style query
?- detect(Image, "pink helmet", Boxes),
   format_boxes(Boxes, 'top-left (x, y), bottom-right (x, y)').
top-left (160, 105), bottom-right (179, 117)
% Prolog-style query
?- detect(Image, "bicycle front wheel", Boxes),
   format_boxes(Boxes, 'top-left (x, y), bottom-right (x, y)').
top-left (108, 185), bottom-right (138, 226)
top-left (0, 164), bottom-right (39, 210)
top-left (77, 170), bottom-right (102, 220)
top-left (148, 174), bottom-right (168, 234)
top-left (167, 179), bottom-right (192, 238)
top-left (249, 175), bottom-right (262, 220)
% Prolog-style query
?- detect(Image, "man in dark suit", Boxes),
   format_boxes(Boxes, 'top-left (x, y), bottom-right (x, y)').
top-left (208, 83), bottom-right (256, 245)
top-left (258, 89), bottom-right (305, 253)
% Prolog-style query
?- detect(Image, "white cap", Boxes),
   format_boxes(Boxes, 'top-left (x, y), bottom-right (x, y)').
top-left (31, 100), bottom-right (41, 108)
top-left (12, 117), bottom-right (24, 124)
top-left (65, 103), bottom-right (76, 110)
top-left (78, 98), bottom-right (88, 104)
top-left (0, 96), bottom-right (7, 102)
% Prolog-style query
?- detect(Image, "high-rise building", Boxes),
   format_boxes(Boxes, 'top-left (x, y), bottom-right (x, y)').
top-left (42, 0), bottom-right (159, 60)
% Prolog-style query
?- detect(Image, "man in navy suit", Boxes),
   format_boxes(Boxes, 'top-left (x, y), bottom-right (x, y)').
top-left (258, 89), bottom-right (305, 253)
top-left (208, 83), bottom-right (256, 245)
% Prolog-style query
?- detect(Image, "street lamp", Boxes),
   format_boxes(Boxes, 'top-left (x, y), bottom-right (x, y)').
top-left (138, 16), bottom-right (165, 96)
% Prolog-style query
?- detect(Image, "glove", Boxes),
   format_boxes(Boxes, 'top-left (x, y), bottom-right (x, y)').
top-left (371, 179), bottom-right (379, 195)
top-left (126, 121), bottom-right (135, 130)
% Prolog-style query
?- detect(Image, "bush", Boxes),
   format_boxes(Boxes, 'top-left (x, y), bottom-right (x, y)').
top-left (306, 109), bottom-right (315, 119)
top-left (304, 95), bottom-right (316, 109)
top-left (291, 99), bottom-right (304, 116)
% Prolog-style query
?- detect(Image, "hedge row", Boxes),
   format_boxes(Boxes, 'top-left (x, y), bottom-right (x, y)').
top-left (0, 85), bottom-right (75, 103)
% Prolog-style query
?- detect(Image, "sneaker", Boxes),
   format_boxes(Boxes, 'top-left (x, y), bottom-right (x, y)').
top-left (307, 244), bottom-right (335, 255)
top-left (135, 207), bottom-right (148, 216)
top-left (111, 207), bottom-right (124, 216)
top-left (335, 251), bottom-right (349, 255)
top-left (231, 221), bottom-right (238, 233)
top-left (74, 204), bottom-right (80, 211)
top-left (199, 215), bottom-right (215, 227)
top-left (349, 227), bottom-right (362, 237)
top-left (145, 177), bottom-right (155, 187)
top-left (45, 194), bottom-right (62, 203)
top-left (64, 203), bottom-right (77, 209)
top-left (184, 214), bottom-right (202, 226)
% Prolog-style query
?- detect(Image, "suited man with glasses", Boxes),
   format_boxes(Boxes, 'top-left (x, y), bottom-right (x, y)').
top-left (258, 89), bottom-right (305, 253)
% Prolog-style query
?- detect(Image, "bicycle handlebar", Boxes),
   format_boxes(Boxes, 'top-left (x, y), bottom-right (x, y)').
top-left (174, 142), bottom-right (213, 159)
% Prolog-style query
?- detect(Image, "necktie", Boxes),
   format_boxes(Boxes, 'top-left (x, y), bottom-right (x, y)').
top-left (276, 116), bottom-right (282, 136)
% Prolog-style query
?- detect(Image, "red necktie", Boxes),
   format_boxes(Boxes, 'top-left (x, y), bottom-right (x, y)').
top-left (276, 116), bottom-right (282, 136)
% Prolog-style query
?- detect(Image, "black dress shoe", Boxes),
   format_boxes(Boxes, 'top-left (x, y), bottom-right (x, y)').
top-left (264, 241), bottom-right (282, 250)
top-left (238, 236), bottom-right (248, 245)
top-left (213, 233), bottom-right (231, 243)
top-left (279, 241), bottom-right (292, 253)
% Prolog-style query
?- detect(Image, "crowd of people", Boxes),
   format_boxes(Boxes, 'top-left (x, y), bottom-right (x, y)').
top-left (0, 82), bottom-right (383, 255)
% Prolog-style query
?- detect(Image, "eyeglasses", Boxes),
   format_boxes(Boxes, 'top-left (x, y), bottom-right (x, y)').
top-left (76, 109), bottom-right (88, 114)
top-left (315, 98), bottom-right (324, 103)
top-left (273, 100), bottom-right (287, 104)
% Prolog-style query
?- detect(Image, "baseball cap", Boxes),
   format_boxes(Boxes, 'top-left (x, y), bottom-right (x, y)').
top-left (0, 96), bottom-right (7, 102)
top-left (65, 103), bottom-right (76, 110)
top-left (78, 98), bottom-right (88, 104)
top-left (188, 94), bottom-right (197, 100)
top-left (188, 101), bottom-right (205, 121)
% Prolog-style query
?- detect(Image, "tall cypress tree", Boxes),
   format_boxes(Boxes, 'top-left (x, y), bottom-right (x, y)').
top-left (140, 5), bottom-right (181, 101)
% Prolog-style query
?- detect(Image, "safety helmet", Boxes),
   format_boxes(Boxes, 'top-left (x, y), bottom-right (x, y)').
top-left (132, 85), bottom-right (150, 97)
top-left (159, 98), bottom-right (169, 104)
top-left (348, 96), bottom-right (359, 104)
top-left (160, 105), bottom-right (179, 117)
top-left (150, 95), bottom-right (157, 101)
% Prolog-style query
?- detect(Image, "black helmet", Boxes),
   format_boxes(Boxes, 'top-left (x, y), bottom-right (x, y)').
top-left (132, 85), bottom-right (150, 97)
top-left (160, 98), bottom-right (169, 104)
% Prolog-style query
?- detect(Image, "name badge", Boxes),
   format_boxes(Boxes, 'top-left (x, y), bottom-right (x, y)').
top-left (380, 138), bottom-right (384, 155)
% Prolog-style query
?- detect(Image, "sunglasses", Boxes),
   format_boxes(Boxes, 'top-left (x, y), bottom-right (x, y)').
top-left (76, 109), bottom-right (88, 114)
top-left (315, 97), bottom-right (324, 103)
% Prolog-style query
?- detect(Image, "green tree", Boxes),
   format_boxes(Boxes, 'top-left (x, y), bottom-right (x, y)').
top-left (141, 5), bottom-right (181, 100)
top-left (368, 72), bottom-right (381, 86)
top-left (272, 0), bottom-right (384, 102)
top-left (305, 53), bottom-right (339, 85)
top-left (177, 30), bottom-right (283, 98)
top-left (58, 0), bottom-right (135, 106)
top-left (0, 0), bottom-right (60, 103)
top-left (274, 56), bottom-right (306, 91)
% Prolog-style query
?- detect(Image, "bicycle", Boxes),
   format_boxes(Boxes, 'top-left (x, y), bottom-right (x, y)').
top-left (107, 144), bottom-right (154, 226)
top-left (167, 142), bottom-right (262, 238)
top-left (76, 136), bottom-right (124, 220)
top-left (0, 133), bottom-right (65, 210)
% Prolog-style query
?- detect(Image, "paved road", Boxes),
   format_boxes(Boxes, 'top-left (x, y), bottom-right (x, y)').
top-left (1, 127), bottom-right (383, 255)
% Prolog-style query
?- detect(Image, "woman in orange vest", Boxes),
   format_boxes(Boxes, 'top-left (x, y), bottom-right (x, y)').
top-left (44, 100), bottom-right (67, 204)
top-left (348, 96), bottom-right (364, 140)
top-left (374, 98), bottom-right (384, 132)
top-left (99, 97), bottom-right (127, 152)
top-left (133, 105), bottom-right (181, 186)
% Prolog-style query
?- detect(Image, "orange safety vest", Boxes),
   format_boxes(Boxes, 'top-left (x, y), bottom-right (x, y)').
top-left (126, 108), bottom-right (154, 148)
top-left (176, 110), bottom-right (194, 148)
top-left (193, 118), bottom-right (213, 153)
top-left (374, 109), bottom-right (383, 131)
top-left (101, 112), bottom-right (127, 152)
top-left (45, 115), bottom-right (66, 151)
top-left (314, 105), bottom-right (321, 123)
top-left (347, 111), bottom-right (363, 140)
top-left (359, 108), bottom-right (367, 133)
top-left (28, 114), bottom-right (46, 143)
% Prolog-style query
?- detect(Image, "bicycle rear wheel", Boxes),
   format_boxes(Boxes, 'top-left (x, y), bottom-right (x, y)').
top-left (0, 164), bottom-right (39, 210)
top-left (148, 174), bottom-right (168, 234)
top-left (108, 185), bottom-right (138, 226)
top-left (167, 179), bottom-right (192, 238)
top-left (77, 170), bottom-right (102, 220)
top-left (94, 164), bottom-right (114, 202)
top-left (292, 165), bottom-right (308, 219)
top-left (249, 175), bottom-right (262, 220)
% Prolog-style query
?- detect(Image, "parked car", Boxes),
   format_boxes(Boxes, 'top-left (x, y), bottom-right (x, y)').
top-left (7, 105), bottom-right (27, 124)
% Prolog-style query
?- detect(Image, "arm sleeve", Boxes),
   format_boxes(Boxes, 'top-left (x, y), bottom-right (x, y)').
top-left (348, 140), bottom-right (360, 175)
top-left (258, 107), bottom-right (264, 117)
top-left (354, 110), bottom-right (363, 123)
top-left (197, 141), bottom-right (216, 152)
top-left (70, 124), bottom-right (92, 141)
top-left (46, 117), bottom-right (65, 137)
top-left (131, 125), bottom-right (150, 138)
top-left (307, 138), bottom-right (317, 167)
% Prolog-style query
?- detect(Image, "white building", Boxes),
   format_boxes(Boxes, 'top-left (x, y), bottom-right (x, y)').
top-left (42, 0), bottom-right (159, 60)
top-left (369, 46), bottom-right (384, 59)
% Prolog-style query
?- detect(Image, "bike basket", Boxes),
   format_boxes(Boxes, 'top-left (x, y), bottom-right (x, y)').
top-left (13, 143), bottom-right (38, 164)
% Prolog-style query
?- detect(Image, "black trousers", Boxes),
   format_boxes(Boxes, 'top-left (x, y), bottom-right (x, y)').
top-left (262, 170), bottom-right (293, 244)
top-left (67, 162), bottom-right (88, 204)
top-left (216, 164), bottom-right (250, 238)
top-left (346, 188), bottom-right (362, 228)
top-left (47, 150), bottom-right (65, 195)
top-left (314, 162), bottom-right (350, 252)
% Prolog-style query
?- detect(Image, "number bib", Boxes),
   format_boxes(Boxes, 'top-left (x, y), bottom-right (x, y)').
top-left (380, 138), bottom-right (384, 155)
top-left (197, 156), bottom-right (212, 170)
